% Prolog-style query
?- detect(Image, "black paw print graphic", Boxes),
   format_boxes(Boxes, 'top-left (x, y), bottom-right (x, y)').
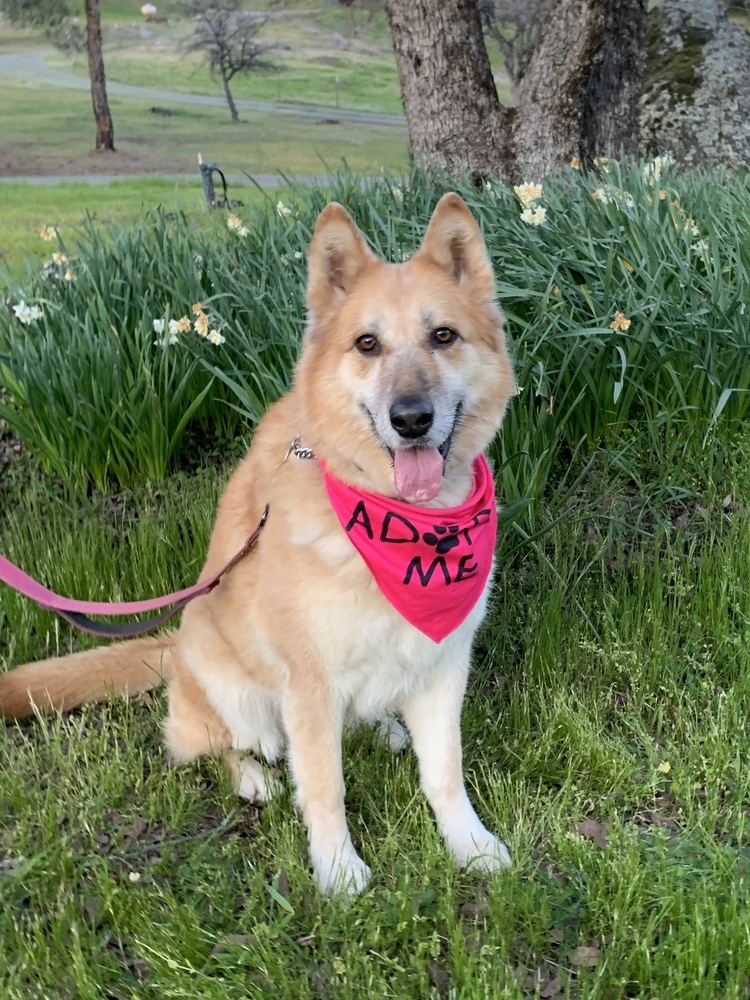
top-left (423, 525), bottom-right (462, 555)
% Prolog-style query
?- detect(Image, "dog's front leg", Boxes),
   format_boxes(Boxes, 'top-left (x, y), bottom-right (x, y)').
top-left (401, 664), bottom-right (511, 872)
top-left (282, 680), bottom-right (371, 896)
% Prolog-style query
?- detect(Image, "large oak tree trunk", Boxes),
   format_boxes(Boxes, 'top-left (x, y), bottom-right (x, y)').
top-left (385, 0), bottom-right (516, 180)
top-left (84, 0), bottom-right (115, 152)
top-left (579, 0), bottom-right (647, 160)
top-left (386, 0), bottom-right (647, 180)
top-left (513, 0), bottom-right (606, 177)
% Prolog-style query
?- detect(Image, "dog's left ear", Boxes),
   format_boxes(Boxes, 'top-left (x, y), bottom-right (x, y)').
top-left (307, 202), bottom-right (378, 320)
top-left (415, 193), bottom-right (496, 303)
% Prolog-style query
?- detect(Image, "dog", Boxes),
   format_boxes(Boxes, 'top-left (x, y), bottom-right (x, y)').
top-left (0, 193), bottom-right (516, 895)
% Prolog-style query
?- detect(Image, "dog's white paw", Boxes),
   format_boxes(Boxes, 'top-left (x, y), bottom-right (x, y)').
top-left (449, 828), bottom-right (512, 873)
top-left (234, 756), bottom-right (280, 803)
top-left (312, 841), bottom-right (372, 897)
top-left (376, 715), bottom-right (410, 753)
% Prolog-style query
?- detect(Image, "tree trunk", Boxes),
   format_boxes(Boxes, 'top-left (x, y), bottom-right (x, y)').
top-left (220, 67), bottom-right (240, 122)
top-left (579, 0), bottom-right (647, 160)
top-left (386, 0), bottom-right (647, 181)
top-left (513, 0), bottom-right (606, 178)
top-left (84, 0), bottom-right (115, 152)
top-left (385, 0), bottom-right (515, 181)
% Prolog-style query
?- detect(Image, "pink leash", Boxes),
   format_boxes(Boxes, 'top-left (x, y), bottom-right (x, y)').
top-left (0, 505), bottom-right (268, 638)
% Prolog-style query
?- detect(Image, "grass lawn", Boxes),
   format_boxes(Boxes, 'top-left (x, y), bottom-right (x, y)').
top-left (2, 152), bottom-right (749, 995)
top-left (47, 46), bottom-right (407, 117)
top-left (0, 178), bottom-right (278, 277)
top-left (0, 81), bottom-right (408, 177)
top-left (45, 9), bottom-right (512, 116)
top-left (2, 423), bottom-right (750, 997)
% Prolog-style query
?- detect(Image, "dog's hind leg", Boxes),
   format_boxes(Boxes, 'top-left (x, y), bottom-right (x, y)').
top-left (224, 750), bottom-right (281, 803)
top-left (400, 664), bottom-right (511, 873)
top-left (163, 652), bottom-right (232, 763)
top-left (165, 638), bottom-right (284, 804)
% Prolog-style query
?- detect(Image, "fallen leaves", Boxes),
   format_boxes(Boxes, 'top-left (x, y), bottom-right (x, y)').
top-left (211, 933), bottom-right (254, 954)
top-left (632, 792), bottom-right (683, 835)
top-left (513, 963), bottom-right (565, 996)
top-left (571, 944), bottom-right (601, 967)
top-left (574, 819), bottom-right (610, 850)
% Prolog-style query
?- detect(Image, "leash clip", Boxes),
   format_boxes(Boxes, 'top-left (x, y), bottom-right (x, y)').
top-left (282, 435), bottom-right (316, 464)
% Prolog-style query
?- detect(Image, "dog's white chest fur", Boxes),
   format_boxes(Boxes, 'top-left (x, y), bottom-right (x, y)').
top-left (328, 578), bottom-right (489, 723)
top-left (191, 515), bottom-right (490, 757)
top-left (292, 515), bottom-right (491, 722)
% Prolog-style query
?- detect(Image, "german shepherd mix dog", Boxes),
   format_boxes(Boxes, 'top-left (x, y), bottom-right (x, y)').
top-left (0, 194), bottom-right (516, 895)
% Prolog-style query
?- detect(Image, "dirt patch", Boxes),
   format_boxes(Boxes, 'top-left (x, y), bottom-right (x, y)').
top-left (0, 144), bottom-right (196, 177)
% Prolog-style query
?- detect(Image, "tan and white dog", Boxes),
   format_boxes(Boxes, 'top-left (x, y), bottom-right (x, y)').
top-left (0, 193), bottom-right (516, 894)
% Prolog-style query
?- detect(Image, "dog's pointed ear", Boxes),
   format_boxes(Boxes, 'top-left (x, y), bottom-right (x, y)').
top-left (415, 193), bottom-right (496, 303)
top-left (306, 203), bottom-right (377, 319)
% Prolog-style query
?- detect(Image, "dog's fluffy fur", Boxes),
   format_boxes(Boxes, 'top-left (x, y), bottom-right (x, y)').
top-left (0, 194), bottom-right (515, 894)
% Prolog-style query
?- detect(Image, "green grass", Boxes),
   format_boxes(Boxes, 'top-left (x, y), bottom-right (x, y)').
top-left (4, 161), bottom-right (749, 500)
top-left (48, 46), bottom-right (407, 116)
top-left (0, 81), bottom-right (408, 177)
top-left (0, 178), bottom-right (273, 277)
top-left (46, 10), bottom-right (512, 115)
top-left (3, 160), bottom-right (750, 994)
top-left (99, 0), bottom-right (185, 20)
top-left (2, 433), bottom-right (750, 998)
top-left (0, 26), bottom-right (44, 50)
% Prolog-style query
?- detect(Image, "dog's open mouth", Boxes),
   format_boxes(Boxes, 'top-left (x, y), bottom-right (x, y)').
top-left (389, 404), bottom-right (462, 505)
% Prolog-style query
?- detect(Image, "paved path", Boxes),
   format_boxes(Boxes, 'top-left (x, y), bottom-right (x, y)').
top-left (0, 49), bottom-right (405, 127)
top-left (0, 173), bottom-right (326, 186)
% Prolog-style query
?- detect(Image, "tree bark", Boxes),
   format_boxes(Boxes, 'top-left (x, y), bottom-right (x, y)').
top-left (385, 0), bottom-right (515, 181)
top-left (579, 0), bottom-right (647, 160)
top-left (386, 0), bottom-right (647, 180)
top-left (513, 0), bottom-right (606, 178)
top-left (220, 66), bottom-right (240, 122)
top-left (84, 0), bottom-right (114, 152)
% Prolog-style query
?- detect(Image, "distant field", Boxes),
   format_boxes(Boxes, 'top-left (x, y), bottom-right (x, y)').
top-left (0, 4), bottom-right (511, 184)
top-left (47, 8), bottom-right (403, 115)
top-left (0, 81), bottom-right (408, 177)
top-left (0, 27), bottom-right (41, 51)
top-left (46, 7), bottom-right (511, 115)
top-left (48, 45), bottom-right (405, 117)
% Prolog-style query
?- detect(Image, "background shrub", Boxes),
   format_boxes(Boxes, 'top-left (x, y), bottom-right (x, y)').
top-left (2, 161), bottom-right (748, 502)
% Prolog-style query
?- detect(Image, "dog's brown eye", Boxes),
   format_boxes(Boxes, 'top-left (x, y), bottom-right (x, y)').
top-left (432, 327), bottom-right (458, 346)
top-left (355, 334), bottom-right (380, 354)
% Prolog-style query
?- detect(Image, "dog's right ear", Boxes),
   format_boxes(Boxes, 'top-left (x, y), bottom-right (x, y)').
top-left (306, 203), bottom-right (377, 319)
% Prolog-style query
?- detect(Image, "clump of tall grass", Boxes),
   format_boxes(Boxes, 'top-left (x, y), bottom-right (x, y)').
top-left (1, 160), bottom-right (748, 499)
top-left (0, 208), bottom-right (304, 489)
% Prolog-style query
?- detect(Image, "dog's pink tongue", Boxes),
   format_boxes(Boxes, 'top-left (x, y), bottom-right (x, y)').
top-left (393, 447), bottom-right (444, 503)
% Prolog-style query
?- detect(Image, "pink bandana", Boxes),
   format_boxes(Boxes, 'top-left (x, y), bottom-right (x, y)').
top-left (321, 455), bottom-right (497, 643)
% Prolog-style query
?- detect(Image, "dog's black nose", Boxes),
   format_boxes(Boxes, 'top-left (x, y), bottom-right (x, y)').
top-left (389, 396), bottom-right (434, 438)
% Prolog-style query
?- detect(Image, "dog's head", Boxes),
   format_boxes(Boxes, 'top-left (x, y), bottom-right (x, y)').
top-left (296, 193), bottom-right (515, 507)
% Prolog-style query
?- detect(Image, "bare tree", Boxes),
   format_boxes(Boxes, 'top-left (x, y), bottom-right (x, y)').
top-left (1, 0), bottom-right (114, 151)
top-left (85, 0), bottom-right (114, 151)
top-left (337, 0), bottom-right (384, 36)
top-left (385, 0), bottom-right (647, 181)
top-left (181, 0), bottom-right (280, 123)
top-left (477, 0), bottom-right (554, 103)
top-left (51, 16), bottom-right (86, 58)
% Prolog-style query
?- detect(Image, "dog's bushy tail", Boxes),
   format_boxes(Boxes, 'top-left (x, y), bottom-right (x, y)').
top-left (0, 634), bottom-right (174, 719)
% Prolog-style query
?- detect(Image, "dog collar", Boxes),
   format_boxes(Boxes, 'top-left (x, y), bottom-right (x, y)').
top-left (282, 435), bottom-right (316, 463)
